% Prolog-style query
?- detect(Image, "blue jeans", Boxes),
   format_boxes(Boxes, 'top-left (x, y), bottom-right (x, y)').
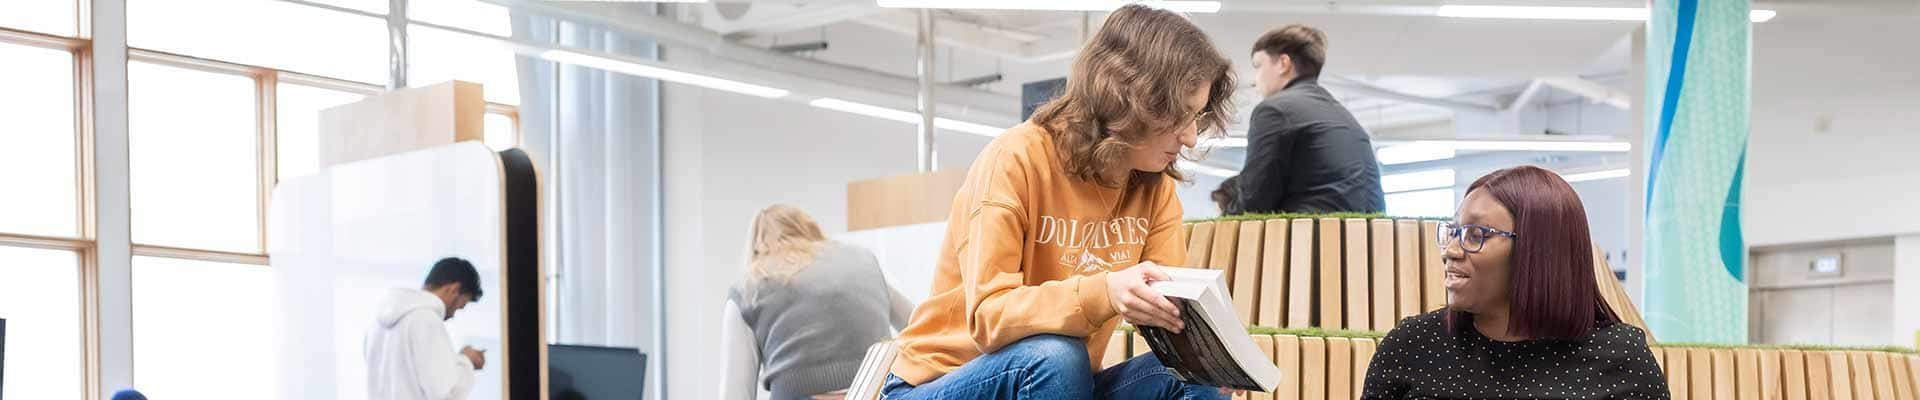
top-left (882, 334), bottom-right (1229, 400)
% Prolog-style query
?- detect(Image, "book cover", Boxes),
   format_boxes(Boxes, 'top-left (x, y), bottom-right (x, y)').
top-left (1394, 220), bottom-right (1421, 320)
top-left (1286, 219), bottom-right (1313, 329)
top-left (1187, 222), bottom-right (1215, 269)
top-left (1369, 220), bottom-right (1394, 331)
top-left (1234, 221), bottom-right (1264, 324)
top-left (1318, 218), bottom-right (1342, 330)
top-left (1258, 220), bottom-right (1289, 328)
top-left (1136, 268), bottom-right (1283, 392)
top-left (1342, 219), bottom-right (1369, 330)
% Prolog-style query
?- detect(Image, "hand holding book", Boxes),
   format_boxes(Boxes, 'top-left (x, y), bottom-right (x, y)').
top-left (1106, 261), bottom-right (1186, 333)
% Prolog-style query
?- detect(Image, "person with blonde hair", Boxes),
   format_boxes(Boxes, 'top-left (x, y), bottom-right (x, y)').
top-left (884, 5), bottom-right (1238, 400)
top-left (720, 204), bottom-right (913, 400)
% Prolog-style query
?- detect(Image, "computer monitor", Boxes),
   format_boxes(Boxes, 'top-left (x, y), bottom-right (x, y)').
top-left (548, 344), bottom-right (647, 400)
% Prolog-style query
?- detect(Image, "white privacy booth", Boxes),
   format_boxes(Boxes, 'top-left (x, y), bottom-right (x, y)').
top-left (268, 142), bottom-right (543, 399)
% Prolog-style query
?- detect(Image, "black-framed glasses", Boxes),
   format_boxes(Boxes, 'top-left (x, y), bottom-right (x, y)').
top-left (1435, 222), bottom-right (1519, 254)
top-left (1190, 110), bottom-right (1215, 134)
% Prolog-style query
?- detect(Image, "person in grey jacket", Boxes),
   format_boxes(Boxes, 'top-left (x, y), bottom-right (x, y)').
top-left (720, 204), bottom-right (913, 400)
top-left (1240, 25), bottom-right (1386, 214)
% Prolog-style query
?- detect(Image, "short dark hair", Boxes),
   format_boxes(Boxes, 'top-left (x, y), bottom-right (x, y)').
top-left (424, 257), bottom-right (483, 302)
top-left (1211, 176), bottom-right (1242, 215)
top-left (1450, 166), bottom-right (1619, 340)
top-left (1251, 25), bottom-right (1328, 80)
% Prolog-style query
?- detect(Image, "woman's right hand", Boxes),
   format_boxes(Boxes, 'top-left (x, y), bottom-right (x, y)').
top-left (1106, 261), bottom-right (1185, 333)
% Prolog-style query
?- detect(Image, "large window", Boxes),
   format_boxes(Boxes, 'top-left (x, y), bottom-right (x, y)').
top-left (276, 82), bottom-right (372, 181)
top-left (0, 247), bottom-right (83, 400)
top-left (129, 61), bottom-right (261, 253)
top-left (0, 0), bottom-right (78, 37)
top-left (131, 256), bottom-right (280, 399)
top-left (0, 42), bottom-right (79, 238)
top-left (129, 0), bottom-right (388, 84)
top-left (410, 24), bottom-right (522, 105)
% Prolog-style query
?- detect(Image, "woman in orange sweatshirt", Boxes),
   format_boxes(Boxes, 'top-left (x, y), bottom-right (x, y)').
top-left (883, 5), bottom-right (1237, 400)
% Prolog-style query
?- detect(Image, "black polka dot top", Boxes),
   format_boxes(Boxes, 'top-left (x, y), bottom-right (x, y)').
top-left (1360, 310), bottom-right (1671, 400)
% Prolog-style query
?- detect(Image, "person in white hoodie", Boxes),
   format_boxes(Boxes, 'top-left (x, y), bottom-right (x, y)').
top-left (365, 257), bottom-right (487, 400)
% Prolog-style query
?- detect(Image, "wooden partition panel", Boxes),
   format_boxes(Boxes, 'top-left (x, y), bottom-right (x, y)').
top-left (1133, 331), bottom-right (1152, 358)
top-left (1187, 222), bottom-right (1216, 268)
top-left (1328, 338), bottom-right (1353, 400)
top-left (1851, 353), bottom-right (1875, 400)
top-left (1740, 349), bottom-right (1763, 400)
top-left (1715, 349), bottom-right (1736, 400)
top-left (1234, 221), bottom-right (1265, 324)
top-left (1890, 353), bottom-right (1914, 400)
top-left (1786, 350), bottom-right (1810, 400)
top-left (1872, 353), bottom-right (1897, 400)
top-left (1103, 331), bottom-right (1129, 369)
top-left (1393, 220), bottom-right (1422, 320)
top-left (1810, 351), bottom-right (1835, 400)
top-left (1670, 348), bottom-right (1693, 400)
top-left (1760, 350), bottom-right (1783, 400)
top-left (1693, 349), bottom-right (1716, 400)
top-left (1354, 338), bottom-right (1377, 399)
top-left (1278, 335), bottom-right (1303, 400)
top-left (1368, 220), bottom-right (1395, 331)
top-left (1259, 220), bottom-right (1290, 328)
top-left (317, 80), bottom-right (485, 168)
top-left (1253, 335), bottom-right (1277, 400)
top-left (1420, 221), bottom-right (1444, 311)
top-left (1212, 221), bottom-right (1241, 272)
top-left (1831, 351), bottom-right (1856, 400)
top-left (1343, 219), bottom-right (1370, 330)
top-left (1657, 348), bottom-right (1669, 372)
top-left (1302, 337), bottom-right (1327, 400)
top-left (1318, 219), bottom-right (1344, 329)
top-left (1287, 220), bottom-right (1315, 328)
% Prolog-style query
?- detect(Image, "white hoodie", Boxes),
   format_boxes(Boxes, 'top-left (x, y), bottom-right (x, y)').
top-left (364, 288), bottom-right (475, 400)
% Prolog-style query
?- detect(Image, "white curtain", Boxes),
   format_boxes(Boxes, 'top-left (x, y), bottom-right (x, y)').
top-left (512, 5), bottom-right (664, 399)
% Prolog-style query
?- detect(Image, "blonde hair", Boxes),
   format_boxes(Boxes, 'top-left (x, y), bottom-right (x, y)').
top-left (747, 204), bottom-right (828, 281)
top-left (1030, 4), bottom-right (1236, 188)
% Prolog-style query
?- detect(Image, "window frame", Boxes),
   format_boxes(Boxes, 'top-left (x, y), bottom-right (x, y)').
top-left (4, 9), bottom-right (523, 400)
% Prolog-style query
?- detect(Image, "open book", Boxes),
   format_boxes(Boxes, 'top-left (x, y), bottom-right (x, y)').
top-left (1135, 267), bottom-right (1283, 392)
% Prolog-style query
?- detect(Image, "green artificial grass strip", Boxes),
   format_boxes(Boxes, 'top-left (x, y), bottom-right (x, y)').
top-left (1650, 342), bottom-right (1918, 354)
top-left (1117, 324), bottom-right (1387, 339)
top-left (1183, 212), bottom-right (1449, 224)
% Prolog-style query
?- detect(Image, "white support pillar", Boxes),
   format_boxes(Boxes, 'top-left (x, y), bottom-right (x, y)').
top-left (90, 0), bottom-right (135, 395)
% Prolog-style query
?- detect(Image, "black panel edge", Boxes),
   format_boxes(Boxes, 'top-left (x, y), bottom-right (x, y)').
top-left (499, 148), bottom-right (541, 400)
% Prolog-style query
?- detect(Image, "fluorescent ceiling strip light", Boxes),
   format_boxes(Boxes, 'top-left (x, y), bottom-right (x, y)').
top-left (1382, 169), bottom-right (1456, 194)
top-left (539, 49), bottom-right (791, 99)
top-left (876, 0), bottom-right (1222, 13)
top-left (1561, 168), bottom-right (1631, 183)
top-left (1375, 143), bottom-right (1457, 165)
top-left (1437, 5), bottom-right (1776, 23)
top-left (1412, 140), bottom-right (1630, 152)
top-left (809, 98), bottom-right (1007, 137)
top-left (1177, 160), bottom-right (1239, 178)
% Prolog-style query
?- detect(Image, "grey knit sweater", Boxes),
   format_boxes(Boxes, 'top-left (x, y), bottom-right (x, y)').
top-left (728, 241), bottom-right (912, 400)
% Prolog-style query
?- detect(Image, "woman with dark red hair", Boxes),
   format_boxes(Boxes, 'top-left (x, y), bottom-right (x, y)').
top-left (1361, 166), bottom-right (1669, 400)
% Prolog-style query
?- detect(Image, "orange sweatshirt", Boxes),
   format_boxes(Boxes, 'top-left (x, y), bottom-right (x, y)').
top-left (889, 123), bottom-right (1188, 385)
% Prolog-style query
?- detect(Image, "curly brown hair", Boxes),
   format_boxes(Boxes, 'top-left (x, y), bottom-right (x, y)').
top-left (1030, 4), bottom-right (1236, 188)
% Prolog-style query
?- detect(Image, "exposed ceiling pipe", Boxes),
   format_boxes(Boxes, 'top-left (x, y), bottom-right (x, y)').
top-left (1321, 75), bottom-right (1500, 114)
top-left (475, 0), bottom-right (1021, 117)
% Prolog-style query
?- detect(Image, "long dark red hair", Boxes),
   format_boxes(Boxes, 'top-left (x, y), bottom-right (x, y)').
top-left (1451, 166), bottom-right (1620, 340)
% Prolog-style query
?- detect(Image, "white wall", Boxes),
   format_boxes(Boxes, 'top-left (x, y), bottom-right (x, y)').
top-left (658, 46), bottom-right (994, 399)
top-left (1897, 236), bottom-right (1920, 349)
top-left (1744, 15), bottom-right (1920, 247)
